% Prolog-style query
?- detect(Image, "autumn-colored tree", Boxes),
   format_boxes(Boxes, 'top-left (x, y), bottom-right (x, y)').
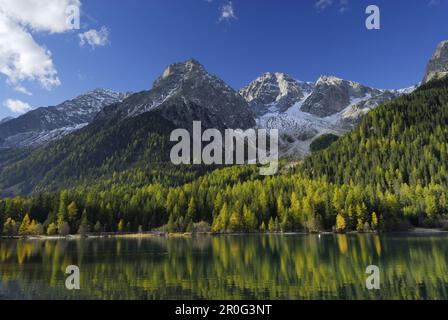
top-left (28, 220), bottom-right (43, 235)
top-left (67, 201), bottom-right (79, 222)
top-left (268, 217), bottom-right (275, 233)
top-left (242, 205), bottom-right (257, 232)
top-left (356, 218), bottom-right (364, 232)
top-left (212, 203), bottom-right (229, 233)
top-left (18, 214), bottom-right (31, 236)
top-left (118, 219), bottom-right (125, 232)
top-left (78, 209), bottom-right (89, 234)
top-left (336, 214), bottom-right (346, 233)
top-left (3, 218), bottom-right (17, 236)
top-left (47, 223), bottom-right (58, 236)
top-left (371, 212), bottom-right (378, 231)
top-left (228, 211), bottom-right (241, 232)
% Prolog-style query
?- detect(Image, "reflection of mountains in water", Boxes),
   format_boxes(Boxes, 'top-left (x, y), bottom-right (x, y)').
top-left (0, 234), bottom-right (447, 300)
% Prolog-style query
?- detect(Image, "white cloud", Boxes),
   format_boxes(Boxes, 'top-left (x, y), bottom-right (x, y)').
top-left (339, 0), bottom-right (348, 13)
top-left (315, 0), bottom-right (348, 13)
top-left (3, 98), bottom-right (32, 114)
top-left (14, 85), bottom-right (32, 96)
top-left (0, 0), bottom-right (80, 92)
top-left (79, 26), bottom-right (110, 49)
top-left (0, 0), bottom-right (81, 33)
top-left (219, 1), bottom-right (236, 22)
top-left (315, 0), bottom-right (333, 11)
top-left (0, 13), bottom-right (61, 90)
top-left (428, 0), bottom-right (440, 6)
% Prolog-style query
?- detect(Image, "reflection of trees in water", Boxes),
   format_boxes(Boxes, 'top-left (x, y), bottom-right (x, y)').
top-left (0, 235), bottom-right (447, 299)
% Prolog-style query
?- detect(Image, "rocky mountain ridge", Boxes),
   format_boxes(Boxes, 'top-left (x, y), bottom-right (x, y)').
top-left (0, 89), bottom-right (130, 148)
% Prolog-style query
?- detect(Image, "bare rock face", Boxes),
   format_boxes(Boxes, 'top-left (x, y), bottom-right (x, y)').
top-left (300, 76), bottom-right (382, 117)
top-left (423, 40), bottom-right (448, 84)
top-left (239, 72), bottom-right (313, 116)
top-left (240, 73), bottom-right (415, 158)
top-left (99, 59), bottom-right (255, 130)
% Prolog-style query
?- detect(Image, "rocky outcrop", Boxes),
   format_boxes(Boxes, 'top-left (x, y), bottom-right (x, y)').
top-left (239, 72), bottom-right (312, 116)
top-left (423, 40), bottom-right (448, 84)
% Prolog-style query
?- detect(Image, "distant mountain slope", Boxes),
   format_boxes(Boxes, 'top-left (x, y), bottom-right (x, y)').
top-left (0, 89), bottom-right (130, 149)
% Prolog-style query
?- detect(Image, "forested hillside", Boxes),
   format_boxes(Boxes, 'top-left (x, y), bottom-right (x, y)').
top-left (302, 78), bottom-right (448, 187)
top-left (0, 104), bottom-right (183, 195)
top-left (1, 77), bottom-right (448, 236)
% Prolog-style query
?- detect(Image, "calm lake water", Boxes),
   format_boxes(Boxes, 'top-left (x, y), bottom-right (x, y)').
top-left (0, 233), bottom-right (447, 300)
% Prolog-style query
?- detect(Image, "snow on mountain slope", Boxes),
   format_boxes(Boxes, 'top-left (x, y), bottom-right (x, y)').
top-left (1, 123), bottom-right (89, 149)
top-left (0, 117), bottom-right (14, 124)
top-left (240, 72), bottom-right (313, 116)
top-left (0, 89), bottom-right (130, 148)
top-left (243, 74), bottom-right (417, 157)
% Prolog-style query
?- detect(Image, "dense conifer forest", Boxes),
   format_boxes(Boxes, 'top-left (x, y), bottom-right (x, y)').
top-left (1, 77), bottom-right (448, 236)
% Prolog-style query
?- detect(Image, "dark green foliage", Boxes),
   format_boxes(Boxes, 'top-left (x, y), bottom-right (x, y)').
top-left (301, 76), bottom-right (448, 188)
top-left (310, 134), bottom-right (340, 153)
top-left (0, 110), bottom-right (177, 195)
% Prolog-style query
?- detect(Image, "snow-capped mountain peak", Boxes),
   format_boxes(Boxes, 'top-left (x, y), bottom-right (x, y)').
top-left (315, 75), bottom-right (346, 86)
top-left (239, 72), bottom-right (313, 115)
top-left (241, 72), bottom-right (416, 158)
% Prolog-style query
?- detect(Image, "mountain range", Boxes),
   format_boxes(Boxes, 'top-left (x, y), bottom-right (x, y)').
top-left (0, 63), bottom-right (417, 155)
top-left (95, 59), bottom-right (255, 131)
top-left (241, 72), bottom-right (415, 156)
top-left (0, 40), bottom-right (447, 196)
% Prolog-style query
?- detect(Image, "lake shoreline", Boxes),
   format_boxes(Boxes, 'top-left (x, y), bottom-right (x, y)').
top-left (1, 227), bottom-right (446, 240)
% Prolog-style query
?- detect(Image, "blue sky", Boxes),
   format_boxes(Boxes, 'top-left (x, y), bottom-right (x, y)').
top-left (0, 0), bottom-right (447, 119)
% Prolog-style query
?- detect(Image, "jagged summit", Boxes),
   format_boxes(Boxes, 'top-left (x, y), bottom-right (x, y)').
top-left (315, 75), bottom-right (345, 86)
top-left (241, 72), bottom-right (412, 158)
top-left (97, 59), bottom-right (255, 130)
top-left (153, 59), bottom-right (209, 88)
top-left (239, 72), bottom-right (313, 115)
top-left (299, 76), bottom-right (381, 117)
top-left (423, 40), bottom-right (448, 84)
top-left (314, 75), bottom-right (371, 92)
